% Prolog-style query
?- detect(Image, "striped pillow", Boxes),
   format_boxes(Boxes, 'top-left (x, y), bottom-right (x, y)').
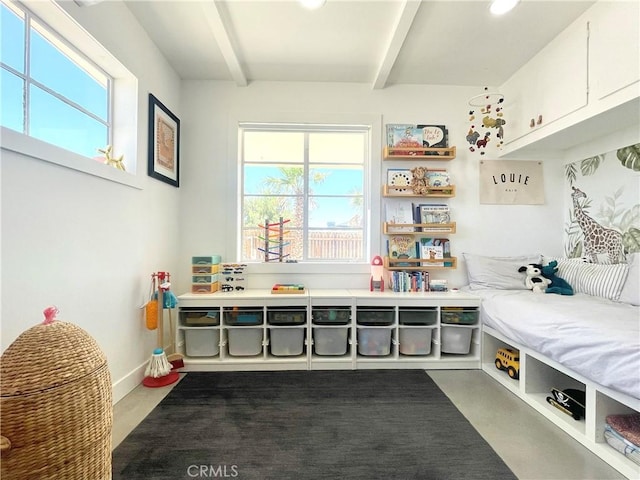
top-left (556, 259), bottom-right (629, 301)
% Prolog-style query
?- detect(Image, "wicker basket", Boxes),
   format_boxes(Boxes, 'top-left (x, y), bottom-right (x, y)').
top-left (0, 320), bottom-right (112, 480)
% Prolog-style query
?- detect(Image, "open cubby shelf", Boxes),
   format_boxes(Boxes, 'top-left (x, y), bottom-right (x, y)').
top-left (482, 326), bottom-right (640, 479)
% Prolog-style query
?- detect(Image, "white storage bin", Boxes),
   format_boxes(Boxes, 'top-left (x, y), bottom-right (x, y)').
top-left (185, 329), bottom-right (220, 357)
top-left (269, 327), bottom-right (305, 356)
top-left (441, 326), bottom-right (472, 354)
top-left (227, 327), bottom-right (263, 356)
top-left (313, 327), bottom-right (348, 355)
top-left (399, 327), bottom-right (432, 355)
top-left (357, 327), bottom-right (392, 356)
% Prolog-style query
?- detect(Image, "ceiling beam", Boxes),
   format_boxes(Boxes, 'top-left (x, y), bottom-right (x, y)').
top-left (372, 0), bottom-right (421, 90)
top-left (201, 1), bottom-right (248, 87)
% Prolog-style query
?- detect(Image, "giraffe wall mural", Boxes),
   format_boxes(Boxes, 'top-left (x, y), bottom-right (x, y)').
top-left (564, 143), bottom-right (640, 263)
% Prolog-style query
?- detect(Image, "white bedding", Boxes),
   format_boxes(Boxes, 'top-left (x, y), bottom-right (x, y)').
top-left (474, 289), bottom-right (640, 400)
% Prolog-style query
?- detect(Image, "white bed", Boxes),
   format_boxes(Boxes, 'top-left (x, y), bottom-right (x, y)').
top-left (473, 289), bottom-right (640, 400)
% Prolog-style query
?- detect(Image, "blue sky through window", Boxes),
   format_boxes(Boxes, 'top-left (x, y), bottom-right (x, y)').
top-left (1, 1), bottom-right (109, 159)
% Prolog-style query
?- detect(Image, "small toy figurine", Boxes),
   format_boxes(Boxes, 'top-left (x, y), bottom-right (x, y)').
top-left (370, 255), bottom-right (384, 291)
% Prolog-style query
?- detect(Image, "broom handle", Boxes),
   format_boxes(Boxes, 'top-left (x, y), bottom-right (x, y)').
top-left (157, 282), bottom-right (164, 350)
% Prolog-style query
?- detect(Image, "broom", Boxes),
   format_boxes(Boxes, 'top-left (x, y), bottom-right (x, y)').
top-left (143, 279), bottom-right (179, 387)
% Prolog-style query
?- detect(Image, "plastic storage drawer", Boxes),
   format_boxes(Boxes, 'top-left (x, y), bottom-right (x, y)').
top-left (313, 327), bottom-right (348, 355)
top-left (399, 328), bottom-right (432, 355)
top-left (441, 326), bottom-right (473, 354)
top-left (267, 309), bottom-right (306, 325)
top-left (227, 328), bottom-right (263, 356)
top-left (224, 309), bottom-right (262, 326)
top-left (269, 328), bottom-right (305, 356)
top-left (357, 309), bottom-right (394, 326)
top-left (357, 327), bottom-right (392, 356)
top-left (441, 308), bottom-right (479, 325)
top-left (399, 309), bottom-right (437, 325)
top-left (312, 308), bottom-right (351, 325)
top-left (182, 311), bottom-right (220, 326)
top-left (185, 329), bottom-right (220, 357)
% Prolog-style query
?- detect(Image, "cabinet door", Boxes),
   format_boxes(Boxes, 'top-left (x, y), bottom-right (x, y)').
top-left (588, 1), bottom-right (640, 102)
top-left (501, 20), bottom-right (588, 144)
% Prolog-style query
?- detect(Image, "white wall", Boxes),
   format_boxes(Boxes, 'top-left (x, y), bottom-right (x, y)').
top-left (1, 1), bottom-right (182, 402)
top-left (178, 81), bottom-right (567, 292)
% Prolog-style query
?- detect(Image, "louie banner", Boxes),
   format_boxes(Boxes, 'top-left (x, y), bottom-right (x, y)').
top-left (479, 160), bottom-right (544, 204)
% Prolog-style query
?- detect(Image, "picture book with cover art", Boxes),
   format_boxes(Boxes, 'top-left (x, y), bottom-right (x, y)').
top-left (419, 238), bottom-right (450, 267)
top-left (385, 199), bottom-right (415, 233)
top-left (387, 235), bottom-right (419, 266)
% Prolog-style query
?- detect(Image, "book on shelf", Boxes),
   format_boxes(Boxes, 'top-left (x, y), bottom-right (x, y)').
top-left (386, 124), bottom-right (449, 151)
top-left (386, 124), bottom-right (423, 149)
top-left (387, 168), bottom-right (413, 195)
top-left (425, 169), bottom-right (450, 187)
top-left (417, 125), bottom-right (449, 150)
top-left (419, 237), bottom-right (451, 267)
top-left (385, 199), bottom-right (415, 233)
top-left (389, 271), bottom-right (430, 292)
top-left (413, 203), bottom-right (451, 231)
top-left (387, 235), bottom-right (419, 267)
top-left (429, 279), bottom-right (448, 292)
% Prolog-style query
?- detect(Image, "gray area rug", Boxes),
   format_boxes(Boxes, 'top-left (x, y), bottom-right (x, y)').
top-left (112, 370), bottom-right (516, 480)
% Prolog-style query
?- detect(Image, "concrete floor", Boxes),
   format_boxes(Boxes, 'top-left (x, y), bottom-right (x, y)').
top-left (113, 370), bottom-right (626, 480)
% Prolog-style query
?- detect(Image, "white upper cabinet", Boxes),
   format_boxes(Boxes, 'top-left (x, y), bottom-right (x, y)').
top-left (499, 1), bottom-right (639, 157)
top-left (588, 1), bottom-right (640, 103)
top-left (500, 20), bottom-right (589, 146)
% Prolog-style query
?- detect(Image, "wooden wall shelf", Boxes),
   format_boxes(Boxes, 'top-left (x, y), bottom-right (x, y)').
top-left (383, 222), bottom-right (457, 235)
top-left (384, 146), bottom-right (456, 160)
top-left (384, 256), bottom-right (457, 270)
top-left (383, 184), bottom-right (456, 198)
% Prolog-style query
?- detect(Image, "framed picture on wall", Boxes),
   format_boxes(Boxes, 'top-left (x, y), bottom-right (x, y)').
top-left (148, 93), bottom-right (180, 187)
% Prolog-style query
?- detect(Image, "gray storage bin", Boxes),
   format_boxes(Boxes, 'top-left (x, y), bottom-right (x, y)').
top-left (185, 329), bottom-right (220, 357)
top-left (399, 308), bottom-right (437, 325)
top-left (313, 327), bottom-right (349, 355)
top-left (227, 328), bottom-right (263, 356)
top-left (441, 326), bottom-right (472, 354)
top-left (399, 327), bottom-right (432, 355)
top-left (269, 327), bottom-right (305, 356)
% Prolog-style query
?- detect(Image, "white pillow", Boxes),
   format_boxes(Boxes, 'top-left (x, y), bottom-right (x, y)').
top-left (463, 253), bottom-right (542, 290)
top-left (556, 259), bottom-right (629, 301)
top-left (618, 253), bottom-right (639, 306)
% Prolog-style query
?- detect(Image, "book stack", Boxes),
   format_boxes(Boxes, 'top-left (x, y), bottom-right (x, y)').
top-left (389, 271), bottom-right (430, 292)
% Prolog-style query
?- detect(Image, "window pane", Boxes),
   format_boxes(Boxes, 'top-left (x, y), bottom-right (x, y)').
top-left (308, 230), bottom-right (363, 261)
top-left (243, 196), bottom-right (302, 229)
top-left (29, 84), bottom-right (107, 158)
top-left (240, 125), bottom-right (368, 262)
top-left (309, 132), bottom-right (364, 164)
top-left (244, 131), bottom-right (303, 163)
top-left (1, 68), bottom-right (24, 132)
top-left (1, 3), bottom-right (25, 73)
top-left (309, 197), bottom-right (363, 229)
top-left (30, 24), bottom-right (107, 119)
top-left (310, 166), bottom-right (363, 195)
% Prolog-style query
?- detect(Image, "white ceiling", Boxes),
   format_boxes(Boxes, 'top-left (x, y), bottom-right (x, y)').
top-left (122, 0), bottom-right (595, 88)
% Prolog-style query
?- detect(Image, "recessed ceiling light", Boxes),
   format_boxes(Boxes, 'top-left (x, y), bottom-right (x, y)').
top-left (299, 0), bottom-right (326, 10)
top-left (490, 0), bottom-right (520, 15)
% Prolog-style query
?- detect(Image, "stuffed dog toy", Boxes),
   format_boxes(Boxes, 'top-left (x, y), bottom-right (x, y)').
top-left (518, 264), bottom-right (552, 293)
top-left (541, 260), bottom-right (574, 295)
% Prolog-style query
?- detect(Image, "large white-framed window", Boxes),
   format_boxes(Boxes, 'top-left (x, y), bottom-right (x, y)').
top-left (0, 0), bottom-right (139, 188)
top-left (239, 123), bottom-right (370, 263)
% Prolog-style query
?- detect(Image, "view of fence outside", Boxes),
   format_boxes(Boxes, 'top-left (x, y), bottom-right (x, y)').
top-left (242, 228), bottom-right (363, 262)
